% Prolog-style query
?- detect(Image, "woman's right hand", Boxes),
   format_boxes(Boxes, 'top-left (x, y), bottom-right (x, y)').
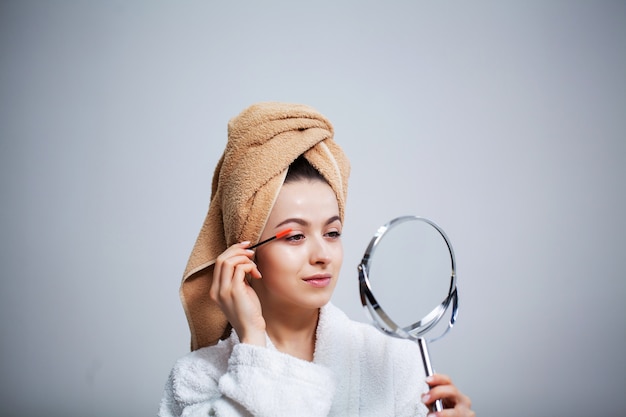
top-left (209, 242), bottom-right (266, 346)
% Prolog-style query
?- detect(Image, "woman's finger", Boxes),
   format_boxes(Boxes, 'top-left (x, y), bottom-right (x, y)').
top-left (426, 374), bottom-right (452, 387)
top-left (422, 374), bottom-right (473, 416)
top-left (210, 243), bottom-right (257, 301)
top-left (426, 404), bottom-right (475, 417)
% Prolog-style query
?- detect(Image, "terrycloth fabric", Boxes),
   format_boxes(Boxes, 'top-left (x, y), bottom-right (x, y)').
top-left (181, 103), bottom-right (351, 350)
top-left (158, 303), bottom-right (429, 417)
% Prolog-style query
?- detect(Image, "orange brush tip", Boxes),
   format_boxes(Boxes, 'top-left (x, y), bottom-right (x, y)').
top-left (275, 228), bottom-right (292, 239)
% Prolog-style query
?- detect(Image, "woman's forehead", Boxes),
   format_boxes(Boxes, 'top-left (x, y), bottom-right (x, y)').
top-left (268, 180), bottom-right (340, 223)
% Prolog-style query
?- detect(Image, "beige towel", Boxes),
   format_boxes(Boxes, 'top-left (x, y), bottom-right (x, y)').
top-left (181, 102), bottom-right (351, 350)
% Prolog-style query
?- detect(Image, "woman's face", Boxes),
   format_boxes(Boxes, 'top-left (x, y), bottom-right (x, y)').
top-left (252, 179), bottom-right (343, 312)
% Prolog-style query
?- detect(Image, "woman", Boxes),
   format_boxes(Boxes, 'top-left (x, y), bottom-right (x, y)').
top-left (159, 102), bottom-right (474, 417)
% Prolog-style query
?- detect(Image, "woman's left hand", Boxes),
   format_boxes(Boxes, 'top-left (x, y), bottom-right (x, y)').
top-left (421, 373), bottom-right (475, 417)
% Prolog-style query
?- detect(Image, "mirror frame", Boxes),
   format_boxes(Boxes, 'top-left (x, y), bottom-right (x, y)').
top-left (357, 215), bottom-right (459, 341)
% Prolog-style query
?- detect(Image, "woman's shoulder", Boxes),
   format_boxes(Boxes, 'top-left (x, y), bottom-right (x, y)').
top-left (168, 333), bottom-right (238, 383)
top-left (159, 334), bottom-right (238, 413)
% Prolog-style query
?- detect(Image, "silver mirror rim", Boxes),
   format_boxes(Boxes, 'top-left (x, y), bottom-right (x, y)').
top-left (358, 215), bottom-right (459, 342)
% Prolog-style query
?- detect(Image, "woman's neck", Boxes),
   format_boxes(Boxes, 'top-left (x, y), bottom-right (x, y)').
top-left (263, 306), bottom-right (319, 362)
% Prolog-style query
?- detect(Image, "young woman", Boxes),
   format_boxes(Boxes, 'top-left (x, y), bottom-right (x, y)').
top-left (159, 103), bottom-right (474, 417)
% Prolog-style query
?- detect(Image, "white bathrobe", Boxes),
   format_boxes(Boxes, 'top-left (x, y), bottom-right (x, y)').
top-left (158, 303), bottom-right (429, 417)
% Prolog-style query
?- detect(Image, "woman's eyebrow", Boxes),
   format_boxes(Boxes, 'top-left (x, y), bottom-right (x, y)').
top-left (325, 215), bottom-right (341, 225)
top-left (275, 215), bottom-right (341, 229)
top-left (275, 218), bottom-right (308, 228)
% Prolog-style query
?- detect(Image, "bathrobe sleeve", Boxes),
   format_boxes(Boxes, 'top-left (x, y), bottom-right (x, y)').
top-left (158, 339), bottom-right (336, 417)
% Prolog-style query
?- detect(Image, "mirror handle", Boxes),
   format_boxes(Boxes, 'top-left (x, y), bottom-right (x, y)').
top-left (418, 337), bottom-right (443, 413)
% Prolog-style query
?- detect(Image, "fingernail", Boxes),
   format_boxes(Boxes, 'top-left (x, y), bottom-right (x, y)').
top-left (421, 394), bottom-right (430, 403)
top-left (240, 241), bottom-right (251, 246)
top-left (425, 376), bottom-right (434, 384)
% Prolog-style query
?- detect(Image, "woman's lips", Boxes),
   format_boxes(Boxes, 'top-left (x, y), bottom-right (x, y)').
top-left (302, 274), bottom-right (332, 288)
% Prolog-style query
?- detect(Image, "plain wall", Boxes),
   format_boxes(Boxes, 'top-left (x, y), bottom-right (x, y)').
top-left (1, 1), bottom-right (625, 416)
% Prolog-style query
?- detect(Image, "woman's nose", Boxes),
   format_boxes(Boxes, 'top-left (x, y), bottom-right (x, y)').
top-left (309, 237), bottom-right (331, 265)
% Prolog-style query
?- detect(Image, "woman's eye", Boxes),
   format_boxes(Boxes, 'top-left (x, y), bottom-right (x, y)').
top-left (286, 233), bottom-right (305, 242)
top-left (326, 231), bottom-right (341, 239)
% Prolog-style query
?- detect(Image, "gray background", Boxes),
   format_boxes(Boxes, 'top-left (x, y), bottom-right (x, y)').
top-left (1, 1), bottom-right (625, 416)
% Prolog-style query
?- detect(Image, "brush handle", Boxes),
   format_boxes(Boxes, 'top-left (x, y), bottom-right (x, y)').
top-left (248, 228), bottom-right (292, 249)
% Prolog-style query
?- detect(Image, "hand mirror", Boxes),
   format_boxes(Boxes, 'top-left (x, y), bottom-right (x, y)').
top-left (357, 216), bottom-right (459, 412)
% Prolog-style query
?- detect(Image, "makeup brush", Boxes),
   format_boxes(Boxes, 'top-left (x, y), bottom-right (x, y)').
top-left (248, 228), bottom-right (292, 250)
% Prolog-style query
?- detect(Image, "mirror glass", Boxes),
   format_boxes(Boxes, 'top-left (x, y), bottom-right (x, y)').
top-left (365, 217), bottom-right (454, 334)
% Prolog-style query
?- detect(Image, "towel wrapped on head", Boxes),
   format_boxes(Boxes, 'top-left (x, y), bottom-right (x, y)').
top-left (181, 102), bottom-right (351, 350)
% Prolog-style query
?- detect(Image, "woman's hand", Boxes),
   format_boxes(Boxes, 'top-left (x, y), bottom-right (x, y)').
top-left (421, 374), bottom-right (475, 417)
top-left (209, 242), bottom-right (266, 346)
